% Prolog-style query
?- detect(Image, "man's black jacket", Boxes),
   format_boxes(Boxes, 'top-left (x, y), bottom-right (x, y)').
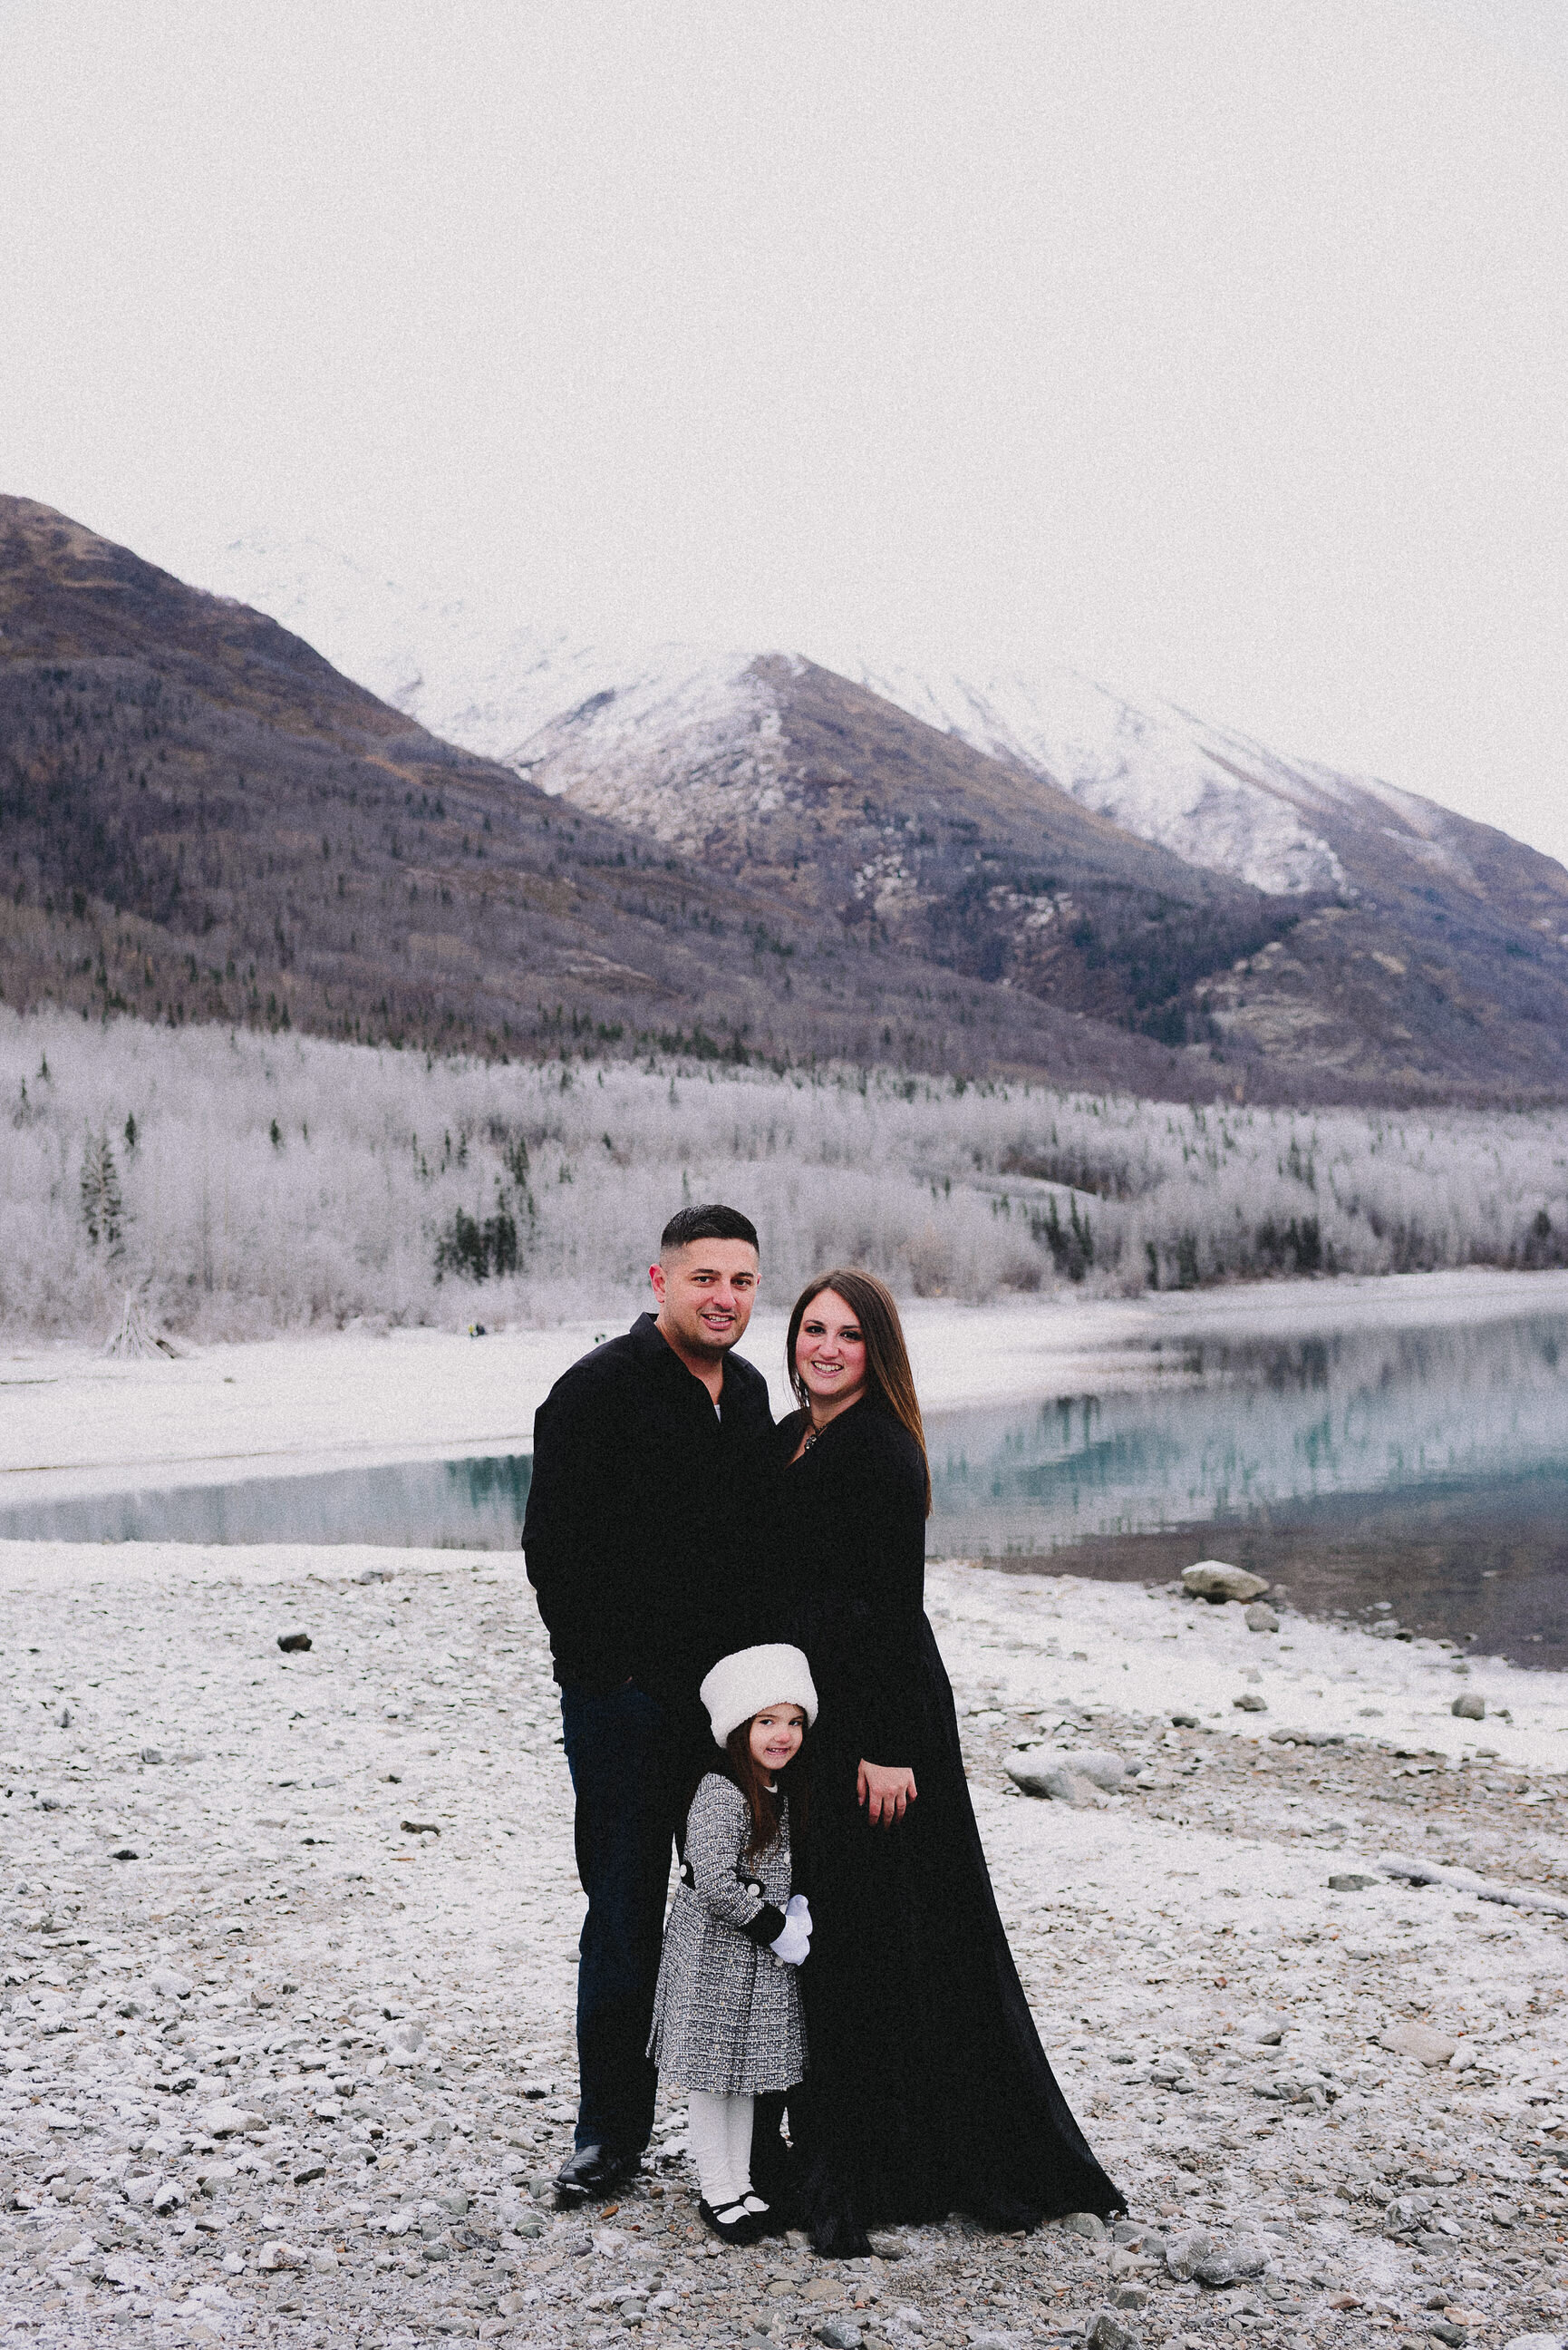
top-left (523, 1312), bottom-right (776, 1708)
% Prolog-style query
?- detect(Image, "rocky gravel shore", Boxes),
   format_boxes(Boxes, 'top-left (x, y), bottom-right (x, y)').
top-left (1, 1543), bottom-right (1564, 2350)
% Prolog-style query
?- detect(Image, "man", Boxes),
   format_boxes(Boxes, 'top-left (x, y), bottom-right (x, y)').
top-left (523, 1203), bottom-right (775, 2208)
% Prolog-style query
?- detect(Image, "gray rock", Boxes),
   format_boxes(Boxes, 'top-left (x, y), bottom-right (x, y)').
top-left (818, 2324), bottom-right (863, 2350)
top-left (1169, 1712), bottom-right (1200, 1728)
top-left (1166, 2228), bottom-right (1215, 2280)
top-left (1086, 2313), bottom-right (1137, 2350)
top-left (1451, 1694), bottom-right (1486, 1721)
top-left (867, 2231), bottom-right (910, 2258)
top-left (1193, 2238), bottom-right (1268, 2287)
top-left (150, 1969), bottom-right (193, 1999)
top-left (1381, 2021), bottom-right (1458, 2065)
top-left (1244, 1604), bottom-right (1281, 1633)
top-left (1112, 2285), bottom-right (1148, 2308)
top-left (276, 1631), bottom-right (313, 1653)
top-left (139, 1747), bottom-right (165, 1765)
top-left (1240, 2014), bottom-right (1287, 2044)
top-left (1060, 2211), bottom-right (1109, 2240)
top-left (1182, 1561), bottom-right (1269, 1603)
top-left (1328, 1871), bottom-right (1379, 1890)
top-left (1233, 1692), bottom-right (1268, 1713)
top-left (1005, 1758), bottom-right (1098, 1806)
top-left (1010, 1745), bottom-right (1126, 1799)
top-left (1500, 2337), bottom-right (1563, 2350)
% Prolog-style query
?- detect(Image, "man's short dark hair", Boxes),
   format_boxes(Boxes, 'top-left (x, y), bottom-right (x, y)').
top-left (660, 1203), bottom-right (760, 1258)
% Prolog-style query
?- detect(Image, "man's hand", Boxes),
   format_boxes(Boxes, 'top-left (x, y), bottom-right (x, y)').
top-left (857, 1760), bottom-right (917, 1826)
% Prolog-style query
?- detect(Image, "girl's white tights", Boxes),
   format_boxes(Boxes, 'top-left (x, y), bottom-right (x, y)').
top-left (686, 2091), bottom-right (766, 2216)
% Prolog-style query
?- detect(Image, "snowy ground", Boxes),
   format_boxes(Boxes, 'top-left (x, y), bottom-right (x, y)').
top-left (7, 1267), bottom-right (1568, 1508)
top-left (2, 1540), bottom-right (1566, 2350)
top-left (2, 1267), bottom-right (1566, 2349)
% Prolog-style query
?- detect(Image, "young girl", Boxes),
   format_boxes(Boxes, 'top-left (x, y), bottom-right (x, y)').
top-left (648, 1644), bottom-right (817, 2244)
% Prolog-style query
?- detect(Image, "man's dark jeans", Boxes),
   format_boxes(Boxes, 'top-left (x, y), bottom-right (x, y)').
top-left (559, 1680), bottom-right (700, 2160)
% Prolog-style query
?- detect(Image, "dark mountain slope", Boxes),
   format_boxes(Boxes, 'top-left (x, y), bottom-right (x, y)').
top-left (0, 499), bottom-right (1206, 1090)
top-left (520, 653), bottom-right (1311, 1038)
top-left (521, 652), bottom-right (1568, 1098)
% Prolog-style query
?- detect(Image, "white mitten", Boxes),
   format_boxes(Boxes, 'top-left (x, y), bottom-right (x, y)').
top-left (769, 1895), bottom-right (812, 1966)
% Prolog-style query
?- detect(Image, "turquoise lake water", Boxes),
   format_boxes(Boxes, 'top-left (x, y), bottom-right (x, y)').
top-left (3, 1310), bottom-right (1563, 1663)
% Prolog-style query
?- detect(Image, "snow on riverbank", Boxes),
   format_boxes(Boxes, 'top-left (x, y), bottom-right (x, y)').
top-left (1, 1543), bottom-right (1565, 2350)
top-left (7, 1266), bottom-right (1568, 1507)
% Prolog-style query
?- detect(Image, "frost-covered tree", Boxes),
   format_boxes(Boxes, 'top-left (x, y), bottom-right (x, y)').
top-left (0, 1005), bottom-right (1563, 1339)
top-left (79, 1131), bottom-right (125, 1257)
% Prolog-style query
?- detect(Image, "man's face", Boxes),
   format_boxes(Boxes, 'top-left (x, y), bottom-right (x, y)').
top-left (650, 1240), bottom-right (760, 1359)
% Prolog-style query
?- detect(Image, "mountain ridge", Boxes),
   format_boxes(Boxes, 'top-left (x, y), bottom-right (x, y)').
top-left (7, 500), bottom-right (1568, 1102)
top-left (182, 531), bottom-right (1568, 1101)
top-left (0, 497), bottom-right (1229, 1093)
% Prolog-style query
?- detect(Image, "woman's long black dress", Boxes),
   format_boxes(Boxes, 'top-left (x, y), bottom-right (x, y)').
top-left (774, 1399), bottom-right (1123, 2256)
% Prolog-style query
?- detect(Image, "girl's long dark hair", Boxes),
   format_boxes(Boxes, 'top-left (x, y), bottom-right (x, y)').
top-left (723, 1719), bottom-right (808, 1863)
top-left (786, 1267), bottom-right (932, 1514)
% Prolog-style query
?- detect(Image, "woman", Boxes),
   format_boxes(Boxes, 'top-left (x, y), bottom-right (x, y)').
top-left (772, 1268), bottom-right (1123, 2257)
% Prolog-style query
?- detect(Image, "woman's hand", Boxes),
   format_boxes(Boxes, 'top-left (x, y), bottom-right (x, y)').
top-left (858, 1760), bottom-right (917, 1826)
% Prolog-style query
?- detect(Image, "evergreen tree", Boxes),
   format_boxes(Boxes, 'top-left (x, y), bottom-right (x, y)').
top-left (80, 1132), bottom-right (125, 1257)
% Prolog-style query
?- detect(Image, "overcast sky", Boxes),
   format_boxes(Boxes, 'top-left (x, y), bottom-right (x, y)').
top-left (5, 0), bottom-right (1566, 862)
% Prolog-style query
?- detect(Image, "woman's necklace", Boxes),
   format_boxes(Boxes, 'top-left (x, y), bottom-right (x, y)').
top-left (800, 1418), bottom-right (821, 1453)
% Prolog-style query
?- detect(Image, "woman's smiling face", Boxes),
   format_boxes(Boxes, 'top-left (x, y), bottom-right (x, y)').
top-left (795, 1288), bottom-right (868, 1415)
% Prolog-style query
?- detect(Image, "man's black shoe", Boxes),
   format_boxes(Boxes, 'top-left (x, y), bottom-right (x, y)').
top-left (554, 2145), bottom-right (639, 2209)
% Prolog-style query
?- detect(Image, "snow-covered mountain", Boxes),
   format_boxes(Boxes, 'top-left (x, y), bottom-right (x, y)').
top-left (849, 665), bottom-right (1351, 898)
top-left (195, 534), bottom-right (713, 777)
top-left (193, 536), bottom-right (1359, 898)
top-left (190, 531), bottom-right (1568, 983)
top-left (24, 508), bottom-right (1568, 1097)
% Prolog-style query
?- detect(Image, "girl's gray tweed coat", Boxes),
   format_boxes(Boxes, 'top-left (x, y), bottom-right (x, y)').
top-left (648, 1771), bottom-right (806, 2096)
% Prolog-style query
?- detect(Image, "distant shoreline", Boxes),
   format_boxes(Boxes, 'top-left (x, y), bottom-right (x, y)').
top-left (4, 1262), bottom-right (1567, 1509)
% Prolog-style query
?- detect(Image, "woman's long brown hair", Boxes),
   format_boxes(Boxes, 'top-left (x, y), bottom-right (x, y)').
top-left (786, 1267), bottom-right (932, 1515)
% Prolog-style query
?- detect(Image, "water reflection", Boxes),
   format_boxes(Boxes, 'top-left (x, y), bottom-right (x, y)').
top-left (926, 1315), bottom-right (1568, 1554)
top-left (0, 1452), bottom-right (534, 1550)
top-left (3, 1310), bottom-right (1564, 1664)
top-left (925, 1313), bottom-right (1568, 1665)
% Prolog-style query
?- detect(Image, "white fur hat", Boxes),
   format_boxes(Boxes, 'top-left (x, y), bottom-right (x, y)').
top-left (701, 1644), bottom-right (818, 1748)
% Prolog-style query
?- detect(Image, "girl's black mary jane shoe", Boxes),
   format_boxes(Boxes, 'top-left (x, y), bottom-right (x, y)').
top-left (698, 2197), bottom-right (762, 2246)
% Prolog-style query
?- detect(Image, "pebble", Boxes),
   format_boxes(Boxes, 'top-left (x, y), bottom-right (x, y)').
top-left (1245, 1604), bottom-right (1282, 1633)
top-left (1086, 2312), bottom-right (1138, 2350)
top-left (1453, 1693), bottom-right (1487, 1720)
